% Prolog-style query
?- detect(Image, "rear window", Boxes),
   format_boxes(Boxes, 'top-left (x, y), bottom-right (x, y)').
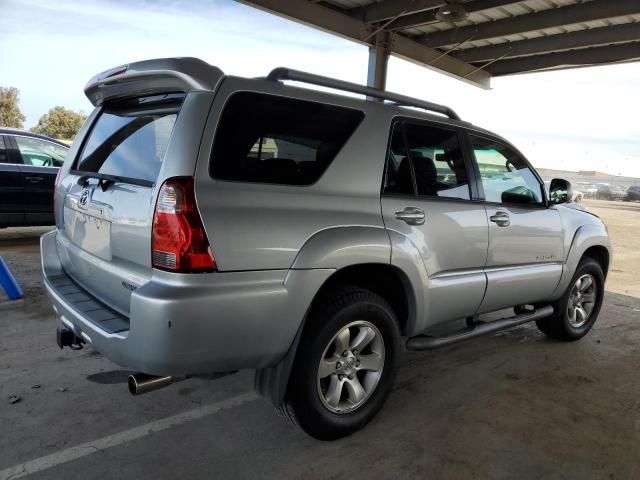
top-left (210, 92), bottom-right (364, 186)
top-left (74, 93), bottom-right (184, 184)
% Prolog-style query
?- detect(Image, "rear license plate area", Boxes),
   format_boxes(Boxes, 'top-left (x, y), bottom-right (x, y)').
top-left (64, 208), bottom-right (112, 261)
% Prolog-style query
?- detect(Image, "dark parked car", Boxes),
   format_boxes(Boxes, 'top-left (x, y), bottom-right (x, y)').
top-left (595, 183), bottom-right (626, 201)
top-left (626, 185), bottom-right (640, 201)
top-left (0, 129), bottom-right (69, 227)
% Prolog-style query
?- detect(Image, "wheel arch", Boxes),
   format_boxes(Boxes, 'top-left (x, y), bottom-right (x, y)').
top-left (582, 245), bottom-right (610, 277)
top-left (255, 261), bottom-right (416, 407)
top-left (551, 223), bottom-right (612, 299)
top-left (309, 263), bottom-right (414, 333)
top-left (290, 225), bottom-right (391, 270)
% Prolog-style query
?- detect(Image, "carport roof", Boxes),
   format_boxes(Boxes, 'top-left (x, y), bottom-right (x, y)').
top-left (239, 0), bottom-right (640, 89)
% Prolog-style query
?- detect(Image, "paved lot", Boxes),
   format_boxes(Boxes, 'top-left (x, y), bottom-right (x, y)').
top-left (1, 199), bottom-right (639, 479)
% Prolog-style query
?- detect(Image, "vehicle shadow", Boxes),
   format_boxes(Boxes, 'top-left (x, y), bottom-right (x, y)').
top-left (63, 290), bottom-right (638, 480)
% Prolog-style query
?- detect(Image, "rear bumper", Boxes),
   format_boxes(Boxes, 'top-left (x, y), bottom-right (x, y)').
top-left (41, 230), bottom-right (333, 375)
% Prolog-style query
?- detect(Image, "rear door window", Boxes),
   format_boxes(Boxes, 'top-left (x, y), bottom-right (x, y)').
top-left (74, 93), bottom-right (184, 185)
top-left (384, 121), bottom-right (471, 201)
top-left (470, 135), bottom-right (543, 206)
top-left (210, 92), bottom-right (364, 186)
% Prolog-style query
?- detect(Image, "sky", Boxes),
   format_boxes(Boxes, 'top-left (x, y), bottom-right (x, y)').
top-left (1, 0), bottom-right (639, 177)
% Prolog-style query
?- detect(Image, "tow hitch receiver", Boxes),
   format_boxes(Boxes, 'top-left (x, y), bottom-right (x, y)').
top-left (56, 327), bottom-right (85, 350)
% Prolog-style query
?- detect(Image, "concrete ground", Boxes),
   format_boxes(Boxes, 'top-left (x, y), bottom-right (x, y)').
top-left (1, 199), bottom-right (639, 480)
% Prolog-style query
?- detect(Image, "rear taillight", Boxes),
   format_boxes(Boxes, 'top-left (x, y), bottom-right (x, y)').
top-left (152, 177), bottom-right (216, 273)
top-left (53, 168), bottom-right (62, 224)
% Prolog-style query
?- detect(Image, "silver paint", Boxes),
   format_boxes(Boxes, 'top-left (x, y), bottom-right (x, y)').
top-left (41, 58), bottom-right (612, 379)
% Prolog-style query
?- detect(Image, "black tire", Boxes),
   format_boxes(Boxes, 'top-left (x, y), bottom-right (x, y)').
top-left (536, 257), bottom-right (604, 341)
top-left (281, 287), bottom-right (401, 440)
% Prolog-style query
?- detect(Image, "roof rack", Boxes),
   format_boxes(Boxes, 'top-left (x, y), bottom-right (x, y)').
top-left (266, 67), bottom-right (461, 121)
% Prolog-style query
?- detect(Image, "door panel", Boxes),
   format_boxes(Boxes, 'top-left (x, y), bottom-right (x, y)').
top-left (10, 135), bottom-right (65, 225)
top-left (20, 164), bottom-right (57, 224)
top-left (383, 197), bottom-right (488, 326)
top-left (382, 121), bottom-right (488, 328)
top-left (480, 263), bottom-right (563, 314)
top-left (384, 197), bottom-right (489, 274)
top-left (481, 205), bottom-right (563, 311)
top-left (467, 133), bottom-right (564, 312)
top-left (428, 270), bottom-right (488, 325)
top-left (485, 206), bottom-right (564, 266)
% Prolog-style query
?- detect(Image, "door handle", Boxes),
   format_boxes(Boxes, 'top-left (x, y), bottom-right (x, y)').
top-left (25, 176), bottom-right (43, 183)
top-left (490, 211), bottom-right (510, 227)
top-left (394, 207), bottom-right (425, 225)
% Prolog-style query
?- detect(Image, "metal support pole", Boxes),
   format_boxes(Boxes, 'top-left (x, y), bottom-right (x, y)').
top-left (367, 30), bottom-right (390, 100)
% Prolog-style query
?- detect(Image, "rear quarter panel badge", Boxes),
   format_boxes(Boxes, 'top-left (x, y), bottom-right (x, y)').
top-left (121, 281), bottom-right (138, 292)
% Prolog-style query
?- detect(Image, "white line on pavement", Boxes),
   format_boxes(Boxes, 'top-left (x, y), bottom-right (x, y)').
top-left (0, 392), bottom-right (257, 480)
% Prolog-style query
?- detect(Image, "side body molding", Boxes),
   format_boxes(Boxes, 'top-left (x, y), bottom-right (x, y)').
top-left (550, 223), bottom-right (612, 300)
top-left (291, 226), bottom-right (391, 270)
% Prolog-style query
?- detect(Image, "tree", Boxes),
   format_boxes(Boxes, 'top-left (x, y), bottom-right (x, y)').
top-left (31, 106), bottom-right (86, 140)
top-left (0, 87), bottom-right (26, 128)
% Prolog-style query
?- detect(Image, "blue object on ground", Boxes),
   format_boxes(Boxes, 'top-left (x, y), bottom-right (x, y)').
top-left (0, 256), bottom-right (23, 300)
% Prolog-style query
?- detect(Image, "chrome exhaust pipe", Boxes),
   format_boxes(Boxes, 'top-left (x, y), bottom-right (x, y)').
top-left (128, 373), bottom-right (175, 396)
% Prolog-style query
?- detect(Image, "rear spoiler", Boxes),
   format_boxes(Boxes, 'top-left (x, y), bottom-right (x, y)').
top-left (84, 57), bottom-right (225, 106)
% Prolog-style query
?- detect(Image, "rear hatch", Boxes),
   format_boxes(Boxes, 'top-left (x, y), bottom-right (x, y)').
top-left (57, 93), bottom-right (187, 316)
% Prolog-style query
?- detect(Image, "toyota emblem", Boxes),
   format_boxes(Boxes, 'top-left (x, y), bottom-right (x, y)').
top-left (80, 189), bottom-right (90, 206)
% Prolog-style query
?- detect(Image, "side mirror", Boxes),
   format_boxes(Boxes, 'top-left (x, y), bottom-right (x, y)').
top-left (549, 178), bottom-right (573, 204)
top-left (501, 185), bottom-right (537, 205)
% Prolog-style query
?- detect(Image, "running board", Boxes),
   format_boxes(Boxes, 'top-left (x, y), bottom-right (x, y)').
top-left (406, 305), bottom-right (554, 351)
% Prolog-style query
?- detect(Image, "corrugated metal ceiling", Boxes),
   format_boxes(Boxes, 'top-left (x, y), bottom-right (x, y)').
top-left (240, 0), bottom-right (640, 85)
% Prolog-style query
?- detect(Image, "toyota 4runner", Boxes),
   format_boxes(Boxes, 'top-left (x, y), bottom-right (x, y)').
top-left (42, 58), bottom-right (611, 440)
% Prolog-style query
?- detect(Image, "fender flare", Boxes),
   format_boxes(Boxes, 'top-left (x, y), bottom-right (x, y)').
top-left (290, 225), bottom-right (391, 270)
top-left (256, 225), bottom-right (399, 406)
top-left (551, 223), bottom-right (612, 299)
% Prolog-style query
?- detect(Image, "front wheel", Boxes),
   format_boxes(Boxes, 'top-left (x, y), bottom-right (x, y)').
top-left (281, 287), bottom-right (401, 440)
top-left (536, 257), bottom-right (604, 341)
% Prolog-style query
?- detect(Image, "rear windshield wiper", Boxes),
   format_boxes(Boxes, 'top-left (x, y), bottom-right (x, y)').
top-left (77, 175), bottom-right (91, 188)
top-left (72, 171), bottom-right (154, 191)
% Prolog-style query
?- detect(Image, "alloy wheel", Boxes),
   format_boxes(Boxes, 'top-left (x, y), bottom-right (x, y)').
top-left (567, 273), bottom-right (597, 328)
top-left (316, 321), bottom-right (385, 414)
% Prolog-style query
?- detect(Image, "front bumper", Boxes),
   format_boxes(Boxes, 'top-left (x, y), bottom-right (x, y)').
top-left (41, 230), bottom-right (333, 375)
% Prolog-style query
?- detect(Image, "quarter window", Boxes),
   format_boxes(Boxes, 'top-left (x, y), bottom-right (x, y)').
top-left (14, 136), bottom-right (68, 167)
top-left (210, 92), bottom-right (364, 186)
top-left (470, 135), bottom-right (543, 205)
top-left (384, 121), bottom-right (471, 201)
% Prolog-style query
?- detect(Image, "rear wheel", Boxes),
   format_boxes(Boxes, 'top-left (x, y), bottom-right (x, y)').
top-left (282, 287), bottom-right (401, 440)
top-left (536, 257), bottom-right (604, 341)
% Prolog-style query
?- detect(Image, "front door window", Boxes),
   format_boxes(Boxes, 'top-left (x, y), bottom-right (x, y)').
top-left (470, 135), bottom-right (543, 205)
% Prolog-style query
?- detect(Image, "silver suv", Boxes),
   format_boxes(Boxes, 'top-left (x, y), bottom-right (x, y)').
top-left (42, 58), bottom-right (611, 440)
